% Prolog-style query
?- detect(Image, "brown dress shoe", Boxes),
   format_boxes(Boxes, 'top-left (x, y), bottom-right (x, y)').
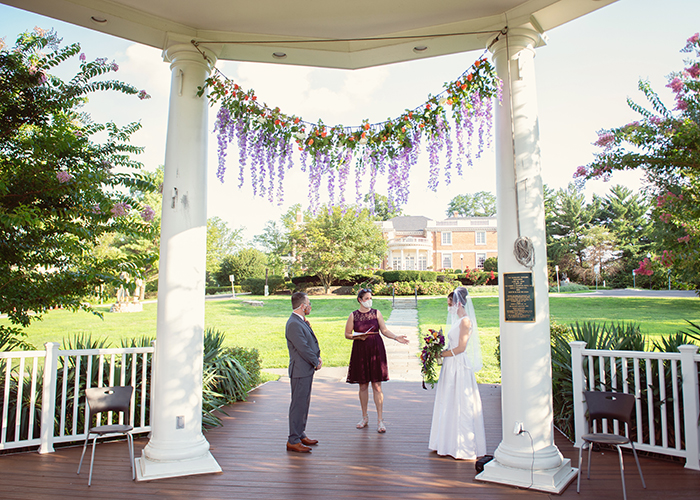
top-left (301, 437), bottom-right (318, 446)
top-left (286, 441), bottom-right (312, 453)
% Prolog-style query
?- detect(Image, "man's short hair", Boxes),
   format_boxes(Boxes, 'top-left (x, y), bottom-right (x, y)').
top-left (291, 292), bottom-right (308, 310)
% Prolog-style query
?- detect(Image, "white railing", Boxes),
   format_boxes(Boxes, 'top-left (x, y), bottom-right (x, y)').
top-left (1, 342), bottom-right (154, 454)
top-left (570, 341), bottom-right (700, 470)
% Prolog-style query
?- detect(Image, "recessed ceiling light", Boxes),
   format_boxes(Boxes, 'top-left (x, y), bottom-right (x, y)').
top-left (272, 52), bottom-right (287, 59)
top-left (413, 45), bottom-right (428, 53)
top-left (90, 16), bottom-right (108, 24)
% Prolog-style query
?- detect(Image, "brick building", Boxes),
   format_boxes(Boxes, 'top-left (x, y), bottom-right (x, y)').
top-left (377, 215), bottom-right (497, 271)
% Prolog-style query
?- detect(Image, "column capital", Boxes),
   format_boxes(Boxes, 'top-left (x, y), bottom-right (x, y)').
top-left (162, 34), bottom-right (220, 72)
top-left (487, 25), bottom-right (545, 60)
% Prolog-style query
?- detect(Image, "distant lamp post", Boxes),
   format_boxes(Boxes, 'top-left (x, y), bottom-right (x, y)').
top-left (633, 269), bottom-right (636, 288)
top-left (555, 265), bottom-right (560, 293)
top-left (460, 254), bottom-right (464, 272)
top-left (668, 268), bottom-right (672, 291)
top-left (264, 268), bottom-right (269, 297)
top-left (229, 274), bottom-right (235, 298)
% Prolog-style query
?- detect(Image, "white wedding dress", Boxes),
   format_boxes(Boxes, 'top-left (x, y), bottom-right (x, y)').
top-left (428, 319), bottom-right (486, 460)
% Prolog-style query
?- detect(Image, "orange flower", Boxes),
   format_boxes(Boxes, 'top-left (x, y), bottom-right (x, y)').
top-left (419, 123), bottom-right (424, 128)
top-left (461, 84), bottom-right (467, 91)
top-left (446, 98), bottom-right (453, 105)
top-left (467, 74), bottom-right (473, 82)
top-left (348, 136), bottom-right (354, 141)
top-left (308, 138), bottom-right (314, 146)
top-left (364, 123), bottom-right (370, 130)
top-left (322, 131), bottom-right (327, 137)
top-left (475, 59), bottom-right (481, 67)
top-left (361, 132), bottom-right (366, 139)
top-left (294, 117), bottom-right (300, 124)
top-left (252, 95), bottom-right (257, 101)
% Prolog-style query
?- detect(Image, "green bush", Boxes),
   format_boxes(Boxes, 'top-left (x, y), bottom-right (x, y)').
top-left (372, 281), bottom-right (459, 296)
top-left (483, 257), bottom-right (498, 272)
top-left (205, 285), bottom-right (242, 295)
top-left (549, 282), bottom-right (590, 293)
top-left (381, 270), bottom-right (438, 283)
top-left (226, 346), bottom-right (262, 390)
top-left (242, 276), bottom-right (286, 295)
top-left (291, 274), bottom-right (321, 286)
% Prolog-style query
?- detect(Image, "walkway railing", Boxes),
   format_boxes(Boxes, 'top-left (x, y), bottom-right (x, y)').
top-left (570, 341), bottom-right (700, 470)
top-left (1, 342), bottom-right (154, 454)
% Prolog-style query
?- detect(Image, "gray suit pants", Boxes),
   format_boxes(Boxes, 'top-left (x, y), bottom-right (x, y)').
top-left (288, 374), bottom-right (314, 444)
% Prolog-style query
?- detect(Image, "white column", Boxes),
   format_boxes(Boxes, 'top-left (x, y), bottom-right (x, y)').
top-left (400, 249), bottom-right (405, 270)
top-left (475, 26), bottom-right (576, 493)
top-left (136, 42), bottom-right (221, 481)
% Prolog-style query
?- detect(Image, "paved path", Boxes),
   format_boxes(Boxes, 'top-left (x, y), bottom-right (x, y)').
top-left (266, 296), bottom-right (424, 383)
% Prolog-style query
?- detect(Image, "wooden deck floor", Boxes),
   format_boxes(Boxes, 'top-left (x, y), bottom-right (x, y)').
top-left (2, 380), bottom-right (698, 499)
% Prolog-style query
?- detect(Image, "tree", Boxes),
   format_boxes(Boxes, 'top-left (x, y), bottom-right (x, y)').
top-left (364, 193), bottom-right (403, 221)
top-left (215, 248), bottom-right (267, 286)
top-left (545, 184), bottom-right (600, 278)
top-left (446, 191), bottom-right (496, 217)
top-left (207, 216), bottom-right (243, 285)
top-left (576, 33), bottom-right (700, 291)
top-left (291, 205), bottom-right (387, 294)
top-left (0, 29), bottom-right (156, 336)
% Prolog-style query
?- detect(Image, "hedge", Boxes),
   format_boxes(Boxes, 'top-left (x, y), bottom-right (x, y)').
top-left (241, 276), bottom-right (288, 295)
top-left (371, 280), bottom-right (461, 296)
top-left (381, 270), bottom-right (438, 283)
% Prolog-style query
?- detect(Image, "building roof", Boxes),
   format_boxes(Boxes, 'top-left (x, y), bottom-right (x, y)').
top-left (387, 216), bottom-right (431, 231)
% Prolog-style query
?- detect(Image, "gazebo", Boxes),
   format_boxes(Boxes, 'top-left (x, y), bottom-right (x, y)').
top-left (1, 0), bottom-right (619, 493)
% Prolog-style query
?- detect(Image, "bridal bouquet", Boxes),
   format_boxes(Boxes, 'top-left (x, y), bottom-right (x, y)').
top-left (420, 328), bottom-right (444, 389)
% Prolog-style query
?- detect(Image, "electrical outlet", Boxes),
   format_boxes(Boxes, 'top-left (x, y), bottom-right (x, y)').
top-left (513, 421), bottom-right (524, 435)
top-left (176, 415), bottom-right (185, 429)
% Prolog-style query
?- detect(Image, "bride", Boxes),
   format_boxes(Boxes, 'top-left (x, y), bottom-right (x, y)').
top-left (428, 286), bottom-right (486, 460)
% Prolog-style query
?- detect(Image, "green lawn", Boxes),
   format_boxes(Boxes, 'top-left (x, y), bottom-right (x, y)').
top-left (5, 295), bottom-right (699, 386)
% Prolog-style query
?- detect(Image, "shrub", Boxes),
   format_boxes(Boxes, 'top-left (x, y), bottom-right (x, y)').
top-left (550, 321), bottom-right (645, 440)
top-left (549, 282), bottom-right (589, 293)
top-left (291, 274), bottom-right (321, 286)
top-left (483, 257), bottom-right (498, 272)
top-left (371, 281), bottom-right (459, 296)
top-left (241, 275), bottom-right (286, 295)
top-left (226, 346), bottom-right (262, 390)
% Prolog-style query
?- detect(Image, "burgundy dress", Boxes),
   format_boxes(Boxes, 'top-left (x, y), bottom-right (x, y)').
top-left (346, 309), bottom-right (389, 384)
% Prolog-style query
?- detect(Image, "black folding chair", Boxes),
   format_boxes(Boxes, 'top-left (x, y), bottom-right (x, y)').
top-left (577, 391), bottom-right (646, 500)
top-left (77, 386), bottom-right (135, 486)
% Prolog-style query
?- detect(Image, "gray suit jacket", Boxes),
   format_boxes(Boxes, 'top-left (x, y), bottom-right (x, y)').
top-left (286, 313), bottom-right (320, 378)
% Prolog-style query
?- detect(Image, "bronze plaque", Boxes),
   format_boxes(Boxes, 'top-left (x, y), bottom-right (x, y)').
top-left (503, 272), bottom-right (535, 322)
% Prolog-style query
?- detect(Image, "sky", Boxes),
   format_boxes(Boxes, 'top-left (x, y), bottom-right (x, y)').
top-left (1, 0), bottom-right (699, 243)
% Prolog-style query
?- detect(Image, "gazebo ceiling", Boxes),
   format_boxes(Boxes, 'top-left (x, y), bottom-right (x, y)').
top-left (3, 0), bottom-right (616, 68)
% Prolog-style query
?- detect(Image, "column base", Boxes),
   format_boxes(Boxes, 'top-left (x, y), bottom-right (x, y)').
top-left (475, 457), bottom-right (578, 494)
top-left (135, 450), bottom-right (222, 481)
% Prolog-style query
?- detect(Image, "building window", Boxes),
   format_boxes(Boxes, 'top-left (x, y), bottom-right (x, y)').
top-left (418, 255), bottom-right (427, 271)
top-left (476, 231), bottom-right (486, 245)
top-left (392, 257), bottom-right (402, 270)
top-left (441, 232), bottom-right (452, 245)
top-left (476, 253), bottom-right (486, 269)
top-left (405, 256), bottom-right (415, 270)
top-left (442, 253), bottom-right (452, 270)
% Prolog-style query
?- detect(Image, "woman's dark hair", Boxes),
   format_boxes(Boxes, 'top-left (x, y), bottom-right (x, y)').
top-left (357, 288), bottom-right (371, 301)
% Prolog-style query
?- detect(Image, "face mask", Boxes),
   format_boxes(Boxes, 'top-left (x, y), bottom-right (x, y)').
top-left (361, 299), bottom-right (372, 309)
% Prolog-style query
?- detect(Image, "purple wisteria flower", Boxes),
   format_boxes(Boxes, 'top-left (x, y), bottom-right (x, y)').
top-left (79, 52), bottom-right (86, 61)
top-left (110, 202), bottom-right (132, 217)
top-left (56, 171), bottom-right (73, 183)
top-left (137, 90), bottom-right (150, 100)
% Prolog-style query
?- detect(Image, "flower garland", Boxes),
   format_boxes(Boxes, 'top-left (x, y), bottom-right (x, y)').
top-left (199, 52), bottom-right (501, 212)
top-left (420, 328), bottom-right (445, 389)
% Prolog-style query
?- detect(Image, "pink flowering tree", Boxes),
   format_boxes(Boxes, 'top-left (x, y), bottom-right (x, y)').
top-left (575, 33), bottom-right (700, 292)
top-left (0, 29), bottom-right (157, 341)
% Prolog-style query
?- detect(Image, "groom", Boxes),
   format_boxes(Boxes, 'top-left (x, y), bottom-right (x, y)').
top-left (285, 292), bottom-right (322, 453)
